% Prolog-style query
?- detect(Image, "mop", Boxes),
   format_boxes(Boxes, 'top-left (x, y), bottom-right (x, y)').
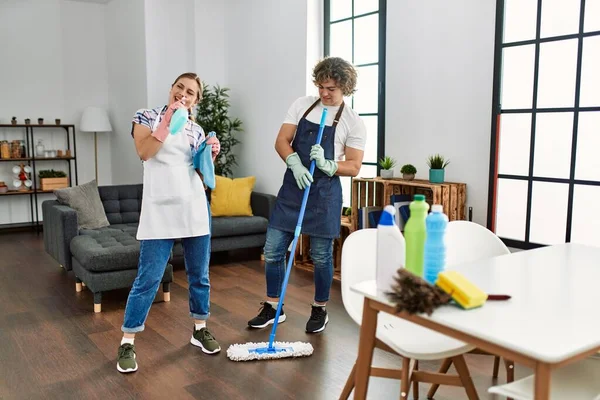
top-left (227, 108), bottom-right (329, 362)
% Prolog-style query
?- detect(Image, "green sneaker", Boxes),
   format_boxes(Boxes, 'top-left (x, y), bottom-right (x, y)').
top-left (116, 343), bottom-right (138, 373)
top-left (190, 327), bottom-right (221, 354)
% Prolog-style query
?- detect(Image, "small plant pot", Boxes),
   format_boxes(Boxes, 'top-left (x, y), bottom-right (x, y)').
top-left (38, 118), bottom-right (44, 125)
top-left (55, 119), bottom-right (61, 125)
top-left (381, 169), bottom-right (394, 179)
top-left (11, 119), bottom-right (17, 125)
top-left (24, 119), bottom-right (31, 125)
top-left (429, 169), bottom-right (445, 183)
top-left (402, 173), bottom-right (415, 181)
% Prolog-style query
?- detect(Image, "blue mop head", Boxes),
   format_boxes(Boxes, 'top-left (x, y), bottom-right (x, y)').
top-left (226, 341), bottom-right (314, 361)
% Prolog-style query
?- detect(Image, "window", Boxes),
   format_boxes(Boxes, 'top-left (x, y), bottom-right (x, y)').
top-left (488, 0), bottom-right (600, 248)
top-left (324, 0), bottom-right (387, 207)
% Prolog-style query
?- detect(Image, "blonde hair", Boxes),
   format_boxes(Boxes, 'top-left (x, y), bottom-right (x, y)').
top-left (312, 57), bottom-right (358, 96)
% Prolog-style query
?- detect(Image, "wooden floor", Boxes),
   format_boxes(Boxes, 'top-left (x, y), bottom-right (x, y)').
top-left (0, 232), bottom-right (529, 400)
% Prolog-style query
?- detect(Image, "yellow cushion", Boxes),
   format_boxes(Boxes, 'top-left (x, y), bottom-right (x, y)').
top-left (210, 175), bottom-right (256, 217)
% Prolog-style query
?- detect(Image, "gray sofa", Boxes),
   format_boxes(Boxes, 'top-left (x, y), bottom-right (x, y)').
top-left (42, 183), bottom-right (276, 312)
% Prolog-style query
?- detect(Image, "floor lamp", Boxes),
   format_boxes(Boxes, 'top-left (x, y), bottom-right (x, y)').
top-left (80, 107), bottom-right (112, 184)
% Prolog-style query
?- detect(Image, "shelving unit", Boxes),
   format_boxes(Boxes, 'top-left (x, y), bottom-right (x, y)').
top-left (0, 124), bottom-right (78, 231)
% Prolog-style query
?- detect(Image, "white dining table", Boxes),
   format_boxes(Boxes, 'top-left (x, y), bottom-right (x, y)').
top-left (349, 242), bottom-right (600, 399)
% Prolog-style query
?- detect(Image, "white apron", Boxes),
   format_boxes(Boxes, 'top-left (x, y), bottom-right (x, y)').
top-left (136, 111), bottom-right (210, 240)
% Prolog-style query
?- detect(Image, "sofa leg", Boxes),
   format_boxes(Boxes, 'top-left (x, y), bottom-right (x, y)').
top-left (163, 282), bottom-right (171, 302)
top-left (93, 292), bottom-right (102, 313)
top-left (75, 277), bottom-right (82, 293)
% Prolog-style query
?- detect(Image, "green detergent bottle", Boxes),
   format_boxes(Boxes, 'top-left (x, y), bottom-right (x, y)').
top-left (404, 194), bottom-right (429, 277)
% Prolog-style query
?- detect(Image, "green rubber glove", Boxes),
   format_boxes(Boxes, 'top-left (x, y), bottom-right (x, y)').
top-left (286, 152), bottom-right (313, 189)
top-left (309, 144), bottom-right (338, 177)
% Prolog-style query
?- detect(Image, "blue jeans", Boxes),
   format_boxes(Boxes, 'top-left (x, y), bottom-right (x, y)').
top-left (122, 234), bottom-right (211, 333)
top-left (264, 227), bottom-right (334, 303)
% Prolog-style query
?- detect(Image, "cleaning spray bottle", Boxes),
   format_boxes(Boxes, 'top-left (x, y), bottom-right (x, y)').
top-left (423, 204), bottom-right (449, 284)
top-left (376, 205), bottom-right (406, 293)
top-left (404, 194), bottom-right (429, 277)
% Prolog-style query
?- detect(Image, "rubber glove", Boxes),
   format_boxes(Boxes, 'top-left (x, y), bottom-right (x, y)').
top-left (152, 97), bottom-right (187, 143)
top-left (309, 144), bottom-right (338, 177)
top-left (205, 134), bottom-right (220, 161)
top-left (286, 152), bottom-right (313, 190)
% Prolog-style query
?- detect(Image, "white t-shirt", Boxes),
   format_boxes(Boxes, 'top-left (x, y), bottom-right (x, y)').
top-left (283, 96), bottom-right (367, 161)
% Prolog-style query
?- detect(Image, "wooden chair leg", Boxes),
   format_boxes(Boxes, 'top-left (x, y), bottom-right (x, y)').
top-left (339, 362), bottom-right (356, 400)
top-left (427, 357), bottom-right (453, 399)
top-left (93, 292), bottom-right (102, 313)
top-left (492, 355), bottom-right (500, 378)
top-left (504, 358), bottom-right (515, 400)
top-left (163, 282), bottom-right (171, 302)
top-left (412, 360), bottom-right (419, 400)
top-left (452, 355), bottom-right (480, 400)
top-left (75, 277), bottom-right (82, 292)
top-left (400, 357), bottom-right (412, 400)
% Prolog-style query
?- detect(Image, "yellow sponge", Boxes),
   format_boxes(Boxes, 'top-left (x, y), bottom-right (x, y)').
top-left (436, 271), bottom-right (488, 310)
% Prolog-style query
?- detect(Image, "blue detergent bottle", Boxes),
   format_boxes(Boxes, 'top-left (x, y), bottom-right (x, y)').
top-left (169, 107), bottom-right (188, 134)
top-left (423, 204), bottom-right (449, 284)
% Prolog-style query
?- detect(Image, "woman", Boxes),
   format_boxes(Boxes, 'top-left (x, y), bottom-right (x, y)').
top-left (117, 72), bottom-right (221, 373)
top-left (248, 57), bottom-right (366, 333)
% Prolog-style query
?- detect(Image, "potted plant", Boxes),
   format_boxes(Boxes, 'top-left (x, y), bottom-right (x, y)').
top-left (38, 117), bottom-right (44, 125)
top-left (195, 83), bottom-right (243, 177)
top-left (426, 154), bottom-right (450, 183)
top-left (379, 156), bottom-right (397, 179)
top-left (55, 118), bottom-right (61, 125)
top-left (24, 118), bottom-right (31, 125)
top-left (400, 164), bottom-right (417, 180)
top-left (11, 117), bottom-right (17, 125)
top-left (38, 169), bottom-right (68, 191)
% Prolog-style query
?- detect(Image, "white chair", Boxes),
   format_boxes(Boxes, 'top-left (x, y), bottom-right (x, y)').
top-left (488, 357), bottom-right (600, 399)
top-left (428, 220), bottom-right (514, 399)
top-left (340, 228), bottom-right (479, 400)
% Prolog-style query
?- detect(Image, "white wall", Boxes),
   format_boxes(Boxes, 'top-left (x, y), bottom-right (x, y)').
top-left (105, 0), bottom-right (147, 184)
top-left (385, 1), bottom-right (497, 224)
top-left (0, 0), bottom-right (110, 225)
top-left (194, 0), bottom-right (226, 86)
top-left (224, 0), bottom-right (310, 195)
top-left (145, 0), bottom-right (196, 108)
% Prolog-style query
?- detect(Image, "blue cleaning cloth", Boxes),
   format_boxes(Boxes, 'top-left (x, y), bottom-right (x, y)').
top-left (193, 131), bottom-right (216, 189)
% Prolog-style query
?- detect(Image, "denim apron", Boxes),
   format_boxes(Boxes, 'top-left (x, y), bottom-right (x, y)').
top-left (269, 99), bottom-right (344, 239)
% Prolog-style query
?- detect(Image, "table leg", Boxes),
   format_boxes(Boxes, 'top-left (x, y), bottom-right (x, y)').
top-left (534, 362), bottom-right (551, 400)
top-left (353, 298), bottom-right (379, 400)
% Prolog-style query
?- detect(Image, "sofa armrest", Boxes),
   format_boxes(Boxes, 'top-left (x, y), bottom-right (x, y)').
top-left (251, 192), bottom-right (277, 220)
top-left (42, 200), bottom-right (78, 271)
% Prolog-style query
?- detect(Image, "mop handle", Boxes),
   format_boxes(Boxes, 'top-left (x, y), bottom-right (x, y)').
top-left (268, 108), bottom-right (328, 350)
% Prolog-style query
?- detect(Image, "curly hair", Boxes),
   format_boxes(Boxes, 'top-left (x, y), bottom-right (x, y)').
top-left (312, 57), bottom-right (358, 96)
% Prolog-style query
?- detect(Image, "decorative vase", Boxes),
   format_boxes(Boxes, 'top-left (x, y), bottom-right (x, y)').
top-left (402, 173), bottom-right (415, 181)
top-left (429, 169), bottom-right (445, 183)
top-left (381, 169), bottom-right (394, 179)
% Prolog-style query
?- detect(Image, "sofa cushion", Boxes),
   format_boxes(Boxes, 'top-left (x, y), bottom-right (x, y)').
top-left (79, 223), bottom-right (139, 236)
top-left (210, 175), bottom-right (256, 217)
top-left (98, 184), bottom-right (143, 225)
top-left (211, 216), bottom-right (268, 238)
top-left (54, 180), bottom-right (110, 230)
top-left (70, 231), bottom-right (140, 272)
